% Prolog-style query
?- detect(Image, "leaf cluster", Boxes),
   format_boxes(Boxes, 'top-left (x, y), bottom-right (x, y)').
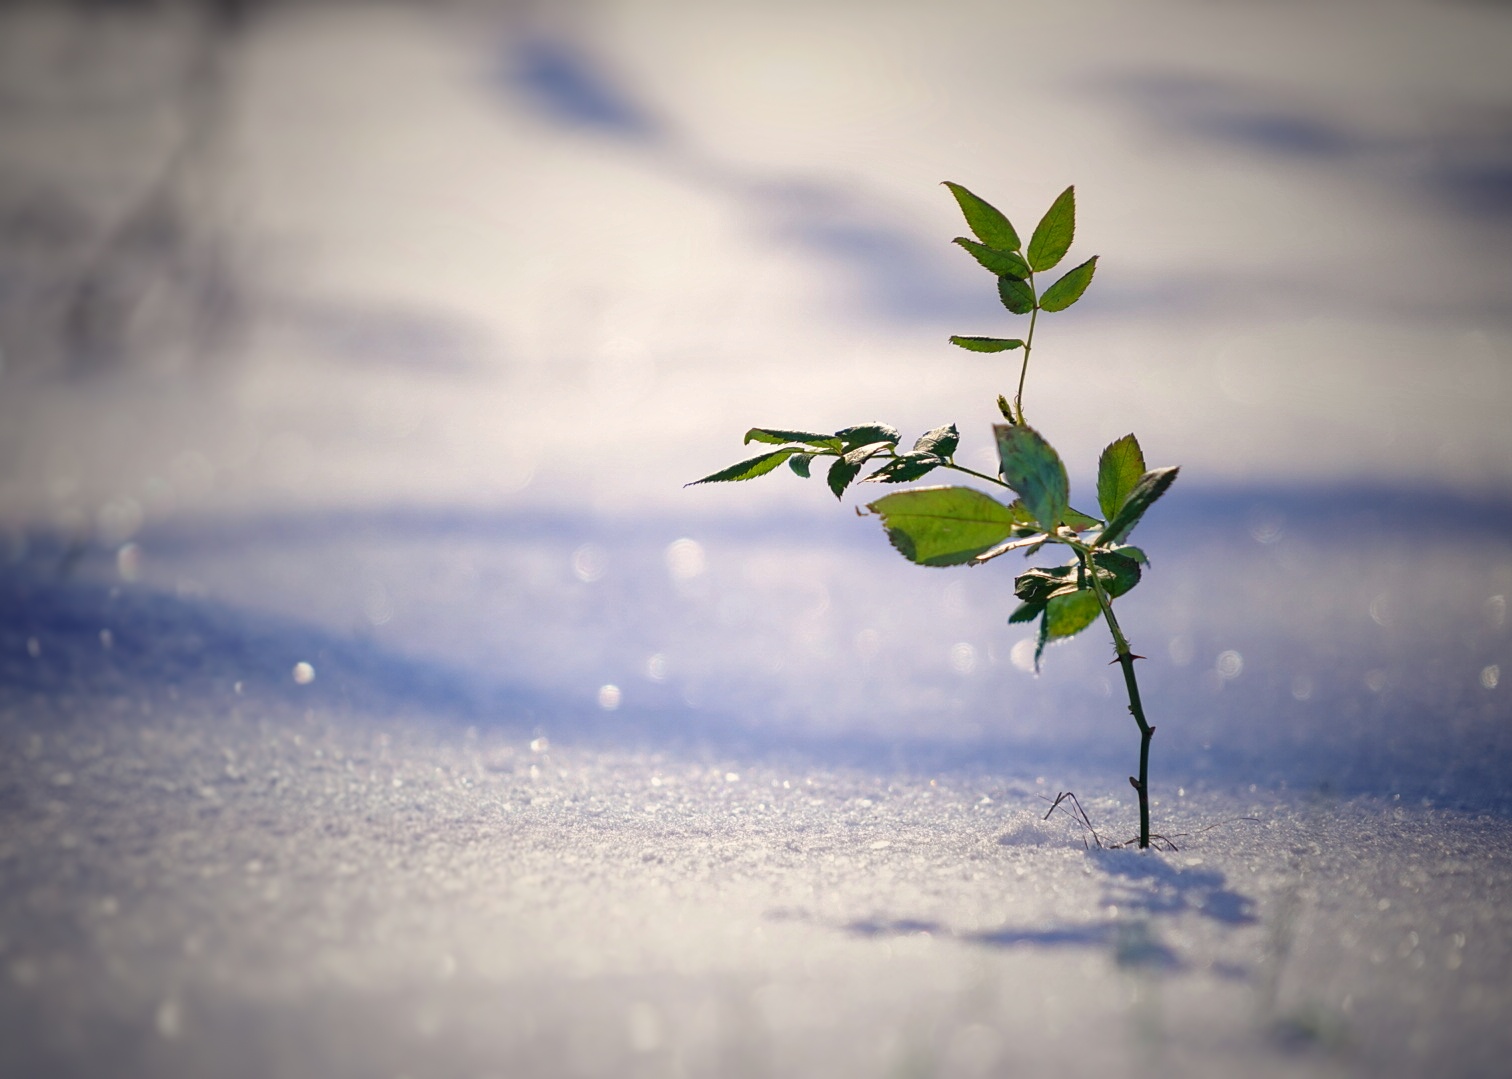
top-left (690, 180), bottom-right (1180, 674)
top-left (688, 421), bottom-right (969, 502)
top-left (944, 182), bottom-right (1098, 357)
top-left (865, 428), bottom-right (1176, 669)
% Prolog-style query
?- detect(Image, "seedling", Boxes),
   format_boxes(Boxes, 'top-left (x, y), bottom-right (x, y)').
top-left (690, 183), bottom-right (1178, 849)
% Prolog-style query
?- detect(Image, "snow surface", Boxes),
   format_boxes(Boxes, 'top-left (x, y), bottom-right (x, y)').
top-left (3, 1), bottom-right (1511, 1076)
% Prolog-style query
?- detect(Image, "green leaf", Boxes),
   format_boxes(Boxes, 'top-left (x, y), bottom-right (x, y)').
top-left (997, 395), bottom-right (1015, 422)
top-left (827, 452), bottom-right (865, 500)
top-left (913, 423), bottom-right (960, 458)
top-left (942, 181), bottom-right (1021, 252)
top-left (1038, 256), bottom-right (1097, 312)
top-left (1099, 466), bottom-right (1179, 546)
top-left (1030, 583), bottom-right (1102, 671)
top-left (1008, 601), bottom-right (1044, 624)
top-left (687, 448), bottom-right (801, 486)
top-left (997, 275), bottom-right (1036, 315)
top-left (994, 424), bottom-right (1069, 531)
top-left (1091, 549), bottom-right (1142, 598)
top-left (952, 238), bottom-right (1031, 278)
top-left (1027, 185), bottom-right (1076, 272)
top-left (1096, 433), bottom-right (1146, 521)
top-left (865, 486), bottom-right (1025, 567)
top-left (745, 428), bottom-right (842, 450)
top-left (836, 423), bottom-right (901, 450)
top-left (1062, 506), bottom-right (1101, 532)
top-left (1014, 563), bottom-right (1080, 603)
top-left (973, 533), bottom-right (1049, 564)
top-left (1044, 588), bottom-right (1101, 640)
top-left (950, 335), bottom-right (1024, 353)
top-left (865, 452), bottom-right (942, 484)
top-left (789, 453), bottom-right (814, 478)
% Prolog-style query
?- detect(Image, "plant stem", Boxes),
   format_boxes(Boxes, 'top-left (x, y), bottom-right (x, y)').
top-left (1080, 550), bottom-right (1154, 849)
top-left (942, 461), bottom-right (1010, 489)
top-left (1013, 293), bottom-right (1040, 424)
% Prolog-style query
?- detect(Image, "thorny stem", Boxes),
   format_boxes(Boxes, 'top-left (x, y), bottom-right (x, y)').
top-left (1078, 547), bottom-right (1154, 850)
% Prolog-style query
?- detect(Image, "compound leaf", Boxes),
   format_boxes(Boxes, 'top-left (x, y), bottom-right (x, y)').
top-left (994, 424), bottom-right (1069, 531)
top-left (1038, 256), bottom-right (1097, 312)
top-left (866, 486), bottom-right (1025, 567)
top-left (950, 336), bottom-right (1025, 353)
top-left (998, 275), bottom-right (1036, 315)
top-left (953, 237), bottom-right (1031, 278)
top-left (1096, 433), bottom-right (1146, 521)
top-left (688, 448), bottom-right (800, 486)
top-left (1027, 185), bottom-right (1076, 272)
top-left (943, 181), bottom-right (1021, 252)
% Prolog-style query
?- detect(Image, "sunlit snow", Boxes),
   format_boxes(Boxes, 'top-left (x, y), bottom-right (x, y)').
top-left (2, 1), bottom-right (1511, 1076)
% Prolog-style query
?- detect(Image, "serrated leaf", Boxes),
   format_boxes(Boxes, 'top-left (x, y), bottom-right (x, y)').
top-left (1096, 433), bottom-right (1146, 521)
top-left (998, 275), bottom-right (1035, 315)
top-left (994, 424), bottom-right (1068, 531)
top-left (1038, 256), bottom-right (1097, 312)
top-left (1027, 185), bottom-right (1075, 272)
top-left (745, 428), bottom-right (843, 450)
top-left (1029, 585), bottom-right (1103, 672)
top-left (1116, 545), bottom-right (1149, 565)
top-left (1091, 549), bottom-right (1142, 598)
top-left (864, 452), bottom-right (942, 484)
top-left (1014, 563), bottom-right (1080, 603)
top-left (865, 486), bottom-right (1024, 567)
top-left (943, 181), bottom-right (1021, 252)
top-left (972, 533), bottom-right (1048, 564)
top-left (952, 237), bottom-right (1031, 278)
top-left (1008, 601), bottom-right (1044, 624)
top-left (913, 424), bottom-right (960, 458)
top-left (1062, 506), bottom-right (1101, 532)
top-left (1099, 466), bottom-right (1179, 546)
top-left (789, 453), bottom-right (814, 478)
top-left (836, 423), bottom-right (901, 450)
top-left (826, 453), bottom-right (864, 500)
top-left (950, 335), bottom-right (1025, 354)
top-left (687, 448), bottom-right (800, 486)
top-left (1044, 588), bottom-right (1101, 640)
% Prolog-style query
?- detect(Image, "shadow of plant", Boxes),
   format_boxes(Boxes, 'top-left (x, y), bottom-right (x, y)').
top-left (842, 848), bottom-right (1256, 974)
top-left (1089, 847), bottom-right (1257, 926)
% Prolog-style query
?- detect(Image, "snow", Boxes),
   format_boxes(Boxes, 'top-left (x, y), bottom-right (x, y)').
top-left (2, 1), bottom-right (1511, 1075)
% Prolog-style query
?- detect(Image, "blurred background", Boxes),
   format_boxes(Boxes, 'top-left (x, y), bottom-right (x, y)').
top-left (2, 0), bottom-right (1510, 803)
